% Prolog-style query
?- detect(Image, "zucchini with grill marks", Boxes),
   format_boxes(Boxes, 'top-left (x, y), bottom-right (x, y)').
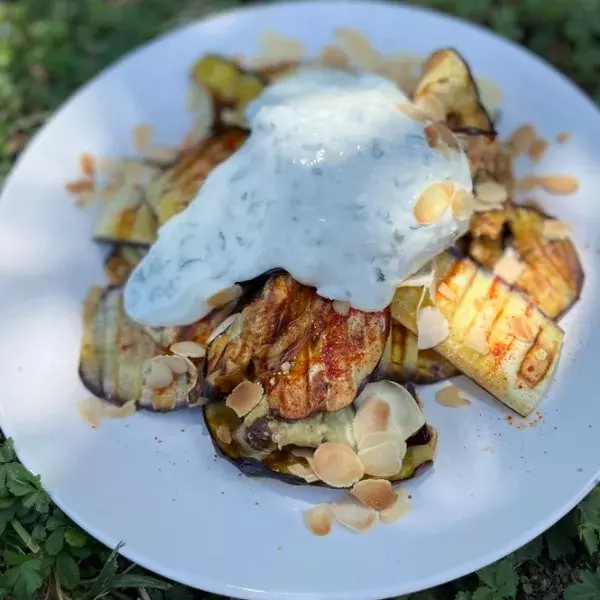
top-left (104, 246), bottom-right (148, 285)
top-left (391, 251), bottom-right (564, 416)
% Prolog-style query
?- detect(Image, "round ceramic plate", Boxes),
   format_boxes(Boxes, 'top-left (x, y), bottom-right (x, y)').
top-left (1, 1), bottom-right (600, 598)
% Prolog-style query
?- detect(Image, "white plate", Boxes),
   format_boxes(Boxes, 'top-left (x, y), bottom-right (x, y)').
top-left (1, 2), bottom-right (600, 598)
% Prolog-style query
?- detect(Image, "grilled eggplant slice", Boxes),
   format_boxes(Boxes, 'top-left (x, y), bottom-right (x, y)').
top-left (391, 251), bottom-right (565, 416)
top-left (376, 322), bottom-right (459, 384)
top-left (203, 381), bottom-right (437, 487)
top-left (104, 246), bottom-right (148, 285)
top-left (205, 273), bottom-right (390, 420)
top-left (145, 128), bottom-right (248, 226)
top-left (467, 205), bottom-right (584, 319)
top-left (414, 49), bottom-right (494, 133)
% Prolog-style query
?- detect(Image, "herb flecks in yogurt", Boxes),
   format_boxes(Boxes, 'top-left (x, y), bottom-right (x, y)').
top-left (124, 67), bottom-right (472, 327)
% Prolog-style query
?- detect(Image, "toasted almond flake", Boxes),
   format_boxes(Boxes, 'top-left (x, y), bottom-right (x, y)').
top-left (143, 358), bottom-right (174, 389)
top-left (313, 443), bottom-right (365, 488)
top-left (493, 248), bottom-right (525, 284)
top-left (510, 315), bottom-right (535, 343)
top-left (161, 355), bottom-right (190, 375)
top-left (206, 313), bottom-right (240, 344)
top-left (451, 189), bottom-right (475, 221)
top-left (475, 180), bottom-right (508, 205)
top-left (144, 145), bottom-right (178, 164)
top-left (351, 479), bottom-right (397, 510)
top-left (65, 178), bottom-right (94, 195)
top-left (523, 197), bottom-right (546, 212)
top-left (353, 396), bottom-right (391, 443)
top-left (538, 175), bottom-right (579, 195)
top-left (332, 300), bottom-right (351, 316)
top-left (170, 341), bottom-right (206, 358)
top-left (396, 102), bottom-right (428, 123)
top-left (226, 380), bottom-right (264, 418)
top-left (331, 496), bottom-right (377, 533)
top-left (291, 447), bottom-right (316, 470)
top-left (556, 131), bottom-right (572, 144)
top-left (280, 361), bottom-right (292, 373)
top-left (415, 93), bottom-right (445, 122)
top-left (216, 424), bottom-right (232, 444)
top-left (435, 385), bottom-right (471, 408)
top-left (416, 306), bottom-right (449, 350)
top-left (529, 138), bottom-right (549, 163)
top-left (436, 281), bottom-right (457, 302)
top-left (333, 28), bottom-right (383, 70)
top-left (74, 191), bottom-right (95, 208)
top-left (321, 45), bottom-right (350, 69)
top-left (133, 123), bottom-right (154, 151)
top-left (380, 489), bottom-right (411, 524)
top-left (424, 123), bottom-right (460, 153)
top-left (466, 326), bottom-right (490, 356)
top-left (358, 431), bottom-right (406, 453)
top-left (303, 505), bottom-right (334, 536)
top-left (289, 462), bottom-right (319, 483)
top-left (542, 219), bottom-right (571, 241)
top-left (78, 397), bottom-right (136, 428)
top-left (507, 124), bottom-right (536, 155)
top-left (472, 199), bottom-right (505, 213)
top-left (413, 182), bottom-right (452, 225)
top-left (358, 441), bottom-right (404, 477)
top-left (255, 30), bottom-right (304, 64)
top-left (207, 285), bottom-right (243, 309)
top-left (516, 175), bottom-right (541, 191)
top-left (79, 152), bottom-right (96, 177)
top-left (398, 265), bottom-right (435, 289)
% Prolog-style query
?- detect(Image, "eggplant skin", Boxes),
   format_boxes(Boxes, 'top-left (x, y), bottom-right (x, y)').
top-left (203, 401), bottom-right (437, 488)
top-left (204, 273), bottom-right (389, 420)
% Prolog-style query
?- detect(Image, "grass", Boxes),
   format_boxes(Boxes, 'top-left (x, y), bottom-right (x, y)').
top-left (0, 0), bottom-right (599, 598)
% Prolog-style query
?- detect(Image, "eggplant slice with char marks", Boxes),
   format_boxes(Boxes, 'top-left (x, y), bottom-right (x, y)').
top-left (204, 380), bottom-right (437, 487)
top-left (79, 286), bottom-right (237, 411)
top-left (392, 250), bottom-right (565, 416)
top-left (205, 273), bottom-right (390, 420)
top-left (466, 205), bottom-right (583, 320)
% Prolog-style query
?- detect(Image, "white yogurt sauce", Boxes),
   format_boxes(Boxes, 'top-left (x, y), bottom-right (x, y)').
top-left (124, 68), bottom-right (472, 327)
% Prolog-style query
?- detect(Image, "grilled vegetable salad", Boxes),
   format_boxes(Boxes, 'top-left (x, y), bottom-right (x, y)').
top-left (76, 45), bottom-right (583, 496)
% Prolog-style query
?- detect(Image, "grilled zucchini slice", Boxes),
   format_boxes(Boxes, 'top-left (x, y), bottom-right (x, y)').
top-left (376, 322), bottom-right (459, 384)
top-left (414, 49), bottom-right (494, 133)
top-left (104, 246), bottom-right (148, 285)
top-left (391, 251), bottom-right (564, 416)
top-left (145, 128), bottom-right (248, 226)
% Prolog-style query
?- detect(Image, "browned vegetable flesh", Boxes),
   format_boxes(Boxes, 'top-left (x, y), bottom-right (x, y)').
top-left (78, 286), bottom-right (234, 410)
top-left (414, 49), bottom-right (494, 133)
top-left (104, 246), bottom-right (148, 285)
top-left (146, 128), bottom-right (248, 226)
top-left (205, 273), bottom-right (390, 420)
top-left (203, 401), bottom-right (437, 487)
top-left (376, 322), bottom-right (459, 384)
top-left (467, 205), bottom-right (583, 319)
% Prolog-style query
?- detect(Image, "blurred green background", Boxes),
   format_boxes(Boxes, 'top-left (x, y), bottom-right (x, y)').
top-left (1, 0), bottom-right (600, 599)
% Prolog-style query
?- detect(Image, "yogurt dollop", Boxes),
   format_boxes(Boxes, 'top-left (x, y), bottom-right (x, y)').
top-left (124, 68), bottom-right (472, 327)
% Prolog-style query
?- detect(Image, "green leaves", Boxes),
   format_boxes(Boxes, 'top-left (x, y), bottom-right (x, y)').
top-left (473, 558), bottom-right (518, 600)
top-left (56, 551), bottom-right (81, 589)
top-left (0, 558), bottom-right (43, 599)
top-left (545, 513), bottom-right (577, 559)
top-left (565, 570), bottom-right (600, 600)
top-left (577, 489), bottom-right (600, 554)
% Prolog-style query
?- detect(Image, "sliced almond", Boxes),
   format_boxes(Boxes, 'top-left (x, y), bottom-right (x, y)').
top-left (291, 447), bottom-right (316, 470)
top-left (143, 358), bottom-right (174, 389)
top-left (161, 355), bottom-right (190, 375)
top-left (351, 479), bottom-right (397, 510)
top-left (493, 248), bottom-right (525, 284)
top-left (144, 145), bottom-right (178, 164)
top-left (216, 424), bottom-right (232, 444)
top-left (529, 138), bottom-right (549, 163)
top-left (507, 124), bottom-right (536, 155)
top-left (451, 189), bottom-right (475, 221)
top-left (358, 441), bottom-right (404, 477)
top-left (516, 175), bottom-right (541, 191)
top-left (542, 219), bottom-right (571, 241)
top-left (312, 443), bottom-right (365, 488)
top-left (331, 496), bottom-right (377, 533)
top-left (78, 397), bottom-right (136, 428)
top-left (466, 326), bottom-right (489, 356)
top-left (358, 431), bottom-right (406, 453)
top-left (424, 123), bottom-right (460, 153)
top-left (170, 341), bottom-right (206, 358)
top-left (303, 505), bottom-right (334, 536)
top-left (537, 175), bottom-right (579, 195)
top-left (396, 102), bottom-right (428, 123)
top-left (435, 385), bottom-right (471, 408)
top-left (414, 93), bottom-right (445, 122)
top-left (416, 306), bottom-right (449, 350)
top-left (380, 489), bottom-right (411, 524)
top-left (510, 315), bottom-right (535, 343)
top-left (475, 181), bottom-right (508, 205)
top-left (321, 46), bottom-right (350, 69)
top-left (556, 131), bottom-right (572, 144)
top-left (65, 178), bottom-right (94, 195)
top-left (206, 313), bottom-right (240, 344)
top-left (207, 285), bottom-right (243, 309)
top-left (413, 182), bottom-right (452, 225)
top-left (226, 380), bottom-right (264, 418)
top-left (353, 396), bottom-right (391, 443)
top-left (79, 152), bottom-right (96, 177)
top-left (332, 300), bottom-right (351, 316)
top-left (133, 123), bottom-right (154, 151)
top-left (289, 462), bottom-right (319, 483)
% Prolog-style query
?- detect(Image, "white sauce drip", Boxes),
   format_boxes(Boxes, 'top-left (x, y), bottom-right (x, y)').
top-left (124, 68), bottom-right (472, 327)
